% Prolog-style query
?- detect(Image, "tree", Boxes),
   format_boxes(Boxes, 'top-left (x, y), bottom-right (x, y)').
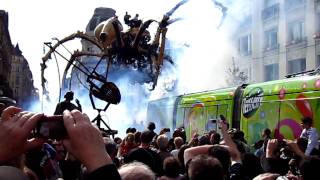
top-left (226, 58), bottom-right (248, 86)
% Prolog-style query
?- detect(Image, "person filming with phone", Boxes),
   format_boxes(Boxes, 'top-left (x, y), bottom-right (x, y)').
top-left (0, 106), bottom-right (121, 179)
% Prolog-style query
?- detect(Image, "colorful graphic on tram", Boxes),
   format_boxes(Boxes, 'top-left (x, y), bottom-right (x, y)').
top-left (147, 75), bottom-right (320, 145)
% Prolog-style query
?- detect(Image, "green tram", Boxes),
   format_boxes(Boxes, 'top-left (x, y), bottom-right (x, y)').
top-left (147, 74), bottom-right (320, 145)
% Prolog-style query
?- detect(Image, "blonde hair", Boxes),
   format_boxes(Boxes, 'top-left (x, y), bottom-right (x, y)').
top-left (157, 134), bottom-right (169, 150)
top-left (174, 137), bottom-right (184, 149)
top-left (125, 133), bottom-right (135, 144)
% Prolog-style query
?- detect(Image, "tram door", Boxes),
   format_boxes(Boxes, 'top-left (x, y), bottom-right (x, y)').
top-left (206, 104), bottom-right (229, 133)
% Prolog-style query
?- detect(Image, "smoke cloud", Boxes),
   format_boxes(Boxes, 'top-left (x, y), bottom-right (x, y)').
top-left (33, 0), bottom-right (251, 138)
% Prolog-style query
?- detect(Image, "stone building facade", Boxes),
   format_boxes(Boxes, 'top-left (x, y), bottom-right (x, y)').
top-left (10, 44), bottom-right (39, 108)
top-left (0, 10), bottom-right (38, 108)
top-left (0, 10), bottom-right (13, 98)
top-left (234, 0), bottom-right (320, 83)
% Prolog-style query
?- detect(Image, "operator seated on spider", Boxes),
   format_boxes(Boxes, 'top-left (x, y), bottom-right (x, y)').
top-left (54, 91), bottom-right (82, 115)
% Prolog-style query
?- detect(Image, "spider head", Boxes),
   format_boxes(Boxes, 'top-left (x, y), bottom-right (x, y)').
top-left (94, 16), bottom-right (123, 48)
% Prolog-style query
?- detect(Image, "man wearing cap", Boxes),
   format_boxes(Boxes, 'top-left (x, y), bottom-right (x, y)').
top-left (54, 91), bottom-right (82, 115)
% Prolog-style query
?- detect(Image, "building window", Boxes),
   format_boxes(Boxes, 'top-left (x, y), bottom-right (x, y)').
top-left (315, 13), bottom-right (320, 39)
top-left (265, 63), bottom-right (279, 81)
top-left (15, 76), bottom-right (19, 85)
top-left (262, 3), bottom-right (279, 20)
top-left (285, 0), bottom-right (305, 11)
top-left (239, 34), bottom-right (252, 56)
top-left (265, 0), bottom-right (277, 7)
top-left (264, 28), bottom-right (278, 51)
top-left (316, 13), bottom-right (320, 33)
top-left (287, 21), bottom-right (305, 44)
top-left (288, 58), bottom-right (306, 74)
top-left (317, 55), bottom-right (320, 67)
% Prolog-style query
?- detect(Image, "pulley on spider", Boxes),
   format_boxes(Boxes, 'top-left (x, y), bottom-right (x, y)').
top-left (90, 81), bottom-right (121, 105)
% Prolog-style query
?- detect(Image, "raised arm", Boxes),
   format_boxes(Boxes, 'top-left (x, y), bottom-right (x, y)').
top-left (219, 120), bottom-right (241, 163)
top-left (184, 145), bottom-right (213, 165)
top-left (285, 139), bottom-right (305, 159)
top-left (75, 99), bottom-right (82, 112)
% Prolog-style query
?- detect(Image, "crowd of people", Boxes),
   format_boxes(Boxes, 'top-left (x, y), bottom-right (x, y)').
top-left (0, 94), bottom-right (320, 180)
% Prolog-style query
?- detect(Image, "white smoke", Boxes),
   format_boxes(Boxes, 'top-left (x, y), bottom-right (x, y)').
top-left (35, 0), bottom-right (251, 138)
top-left (152, 0), bottom-right (233, 94)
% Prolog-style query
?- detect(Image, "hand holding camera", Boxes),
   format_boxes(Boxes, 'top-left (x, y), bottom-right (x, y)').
top-left (218, 115), bottom-right (228, 131)
top-left (36, 110), bottom-right (113, 171)
top-left (0, 107), bottom-right (113, 172)
top-left (277, 139), bottom-right (287, 148)
top-left (0, 107), bottom-right (44, 163)
top-left (35, 115), bottom-right (67, 140)
top-left (266, 139), bottom-right (280, 158)
top-left (62, 110), bottom-right (112, 171)
top-left (219, 114), bottom-right (226, 122)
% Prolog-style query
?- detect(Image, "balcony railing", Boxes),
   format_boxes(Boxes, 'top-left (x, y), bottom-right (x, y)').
top-left (262, 3), bottom-right (280, 21)
top-left (240, 50), bottom-right (252, 56)
top-left (286, 36), bottom-right (307, 46)
top-left (264, 43), bottom-right (279, 52)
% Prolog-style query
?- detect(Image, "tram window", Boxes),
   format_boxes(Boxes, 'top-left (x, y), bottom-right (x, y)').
top-left (206, 105), bottom-right (218, 131)
top-left (206, 104), bottom-right (229, 132)
top-left (217, 104), bottom-right (228, 120)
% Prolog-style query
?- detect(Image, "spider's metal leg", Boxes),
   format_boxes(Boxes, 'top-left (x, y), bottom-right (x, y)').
top-left (112, 21), bottom-right (123, 48)
top-left (152, 27), bottom-right (168, 89)
top-left (132, 20), bottom-right (155, 48)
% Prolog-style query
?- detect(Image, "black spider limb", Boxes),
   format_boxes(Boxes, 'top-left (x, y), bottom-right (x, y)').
top-left (166, 0), bottom-right (189, 16)
top-left (213, 0), bottom-right (228, 29)
top-left (44, 43), bottom-right (92, 77)
top-left (75, 70), bottom-right (89, 91)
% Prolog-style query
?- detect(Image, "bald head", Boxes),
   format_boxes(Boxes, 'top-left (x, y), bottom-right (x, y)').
top-left (119, 162), bottom-right (155, 180)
